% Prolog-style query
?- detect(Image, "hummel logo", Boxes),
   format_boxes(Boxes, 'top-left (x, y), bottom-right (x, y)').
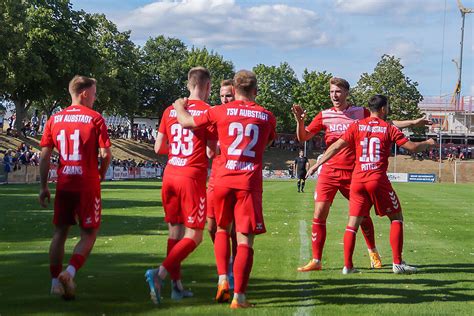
top-left (188, 216), bottom-right (195, 224)
top-left (198, 216), bottom-right (204, 223)
top-left (312, 232), bottom-right (317, 242)
top-left (85, 217), bottom-right (92, 224)
top-left (199, 203), bottom-right (205, 210)
top-left (200, 197), bottom-right (205, 203)
top-left (94, 209), bottom-right (100, 222)
top-left (256, 223), bottom-right (263, 230)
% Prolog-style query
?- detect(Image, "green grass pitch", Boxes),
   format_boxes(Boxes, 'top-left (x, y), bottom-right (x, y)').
top-left (0, 180), bottom-right (473, 315)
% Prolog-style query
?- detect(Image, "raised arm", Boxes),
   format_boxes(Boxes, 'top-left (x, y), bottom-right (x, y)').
top-left (306, 138), bottom-right (348, 178)
top-left (173, 97), bottom-right (197, 128)
top-left (292, 104), bottom-right (315, 142)
top-left (400, 138), bottom-right (436, 153)
top-left (392, 116), bottom-right (433, 129)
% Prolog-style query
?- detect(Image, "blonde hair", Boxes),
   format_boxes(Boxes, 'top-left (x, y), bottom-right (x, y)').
top-left (69, 75), bottom-right (96, 95)
top-left (220, 79), bottom-right (234, 87)
top-left (329, 77), bottom-right (350, 91)
top-left (233, 70), bottom-right (257, 95)
top-left (188, 67), bottom-right (211, 89)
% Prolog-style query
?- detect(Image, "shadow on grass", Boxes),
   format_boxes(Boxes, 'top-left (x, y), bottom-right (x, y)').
top-left (0, 252), bottom-right (219, 314)
top-left (101, 182), bottom-right (162, 191)
top-left (249, 271), bottom-right (474, 308)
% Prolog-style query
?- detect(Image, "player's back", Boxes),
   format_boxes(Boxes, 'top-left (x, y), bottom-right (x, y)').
top-left (308, 106), bottom-right (368, 170)
top-left (212, 100), bottom-right (276, 191)
top-left (160, 99), bottom-right (214, 180)
top-left (347, 117), bottom-right (407, 182)
top-left (41, 104), bottom-right (109, 191)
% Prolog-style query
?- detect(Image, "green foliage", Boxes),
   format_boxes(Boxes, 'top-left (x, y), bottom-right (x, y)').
top-left (352, 55), bottom-right (424, 124)
top-left (140, 35), bottom-right (188, 116)
top-left (187, 47), bottom-right (234, 105)
top-left (254, 62), bottom-right (299, 132)
top-left (294, 69), bottom-right (333, 123)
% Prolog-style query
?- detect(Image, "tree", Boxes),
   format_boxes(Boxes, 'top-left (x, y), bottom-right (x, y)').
top-left (253, 62), bottom-right (299, 132)
top-left (293, 69), bottom-right (333, 122)
top-left (140, 36), bottom-right (188, 118)
top-left (351, 55), bottom-right (423, 123)
top-left (0, 0), bottom-right (98, 130)
top-left (186, 47), bottom-right (234, 105)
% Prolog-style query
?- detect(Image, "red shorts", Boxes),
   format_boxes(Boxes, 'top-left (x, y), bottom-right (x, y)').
top-left (54, 188), bottom-right (101, 229)
top-left (206, 186), bottom-right (215, 219)
top-left (162, 174), bottom-right (207, 229)
top-left (213, 186), bottom-right (265, 235)
top-left (314, 167), bottom-right (352, 202)
top-left (349, 179), bottom-right (402, 217)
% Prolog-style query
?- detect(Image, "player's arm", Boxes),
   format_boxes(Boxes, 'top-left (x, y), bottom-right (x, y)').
top-left (306, 138), bottom-right (348, 178)
top-left (306, 159), bottom-right (310, 171)
top-left (154, 132), bottom-right (168, 155)
top-left (207, 140), bottom-right (218, 159)
top-left (391, 116), bottom-right (433, 129)
top-left (292, 104), bottom-right (315, 141)
top-left (39, 146), bottom-right (53, 208)
top-left (99, 147), bottom-right (112, 182)
top-left (173, 97), bottom-right (197, 128)
top-left (400, 138), bottom-right (436, 153)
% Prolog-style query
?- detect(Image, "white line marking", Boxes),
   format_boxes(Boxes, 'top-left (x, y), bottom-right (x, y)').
top-left (294, 220), bottom-right (316, 316)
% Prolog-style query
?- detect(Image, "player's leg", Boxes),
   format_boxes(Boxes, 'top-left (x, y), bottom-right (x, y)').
top-left (343, 181), bottom-right (372, 274)
top-left (300, 178), bottom-right (306, 193)
top-left (388, 211), bottom-right (415, 274)
top-left (59, 226), bottom-right (98, 300)
top-left (339, 173), bottom-right (381, 268)
top-left (229, 223), bottom-right (237, 290)
top-left (207, 186), bottom-right (217, 242)
top-left (342, 216), bottom-right (363, 274)
top-left (49, 224), bottom-right (70, 296)
top-left (297, 178), bottom-right (301, 192)
top-left (231, 232), bottom-right (255, 309)
top-left (213, 186), bottom-right (235, 303)
top-left (167, 223), bottom-right (185, 284)
top-left (230, 189), bottom-right (264, 309)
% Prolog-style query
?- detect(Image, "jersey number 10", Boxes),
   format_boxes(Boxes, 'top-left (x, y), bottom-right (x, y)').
top-left (359, 137), bottom-right (380, 163)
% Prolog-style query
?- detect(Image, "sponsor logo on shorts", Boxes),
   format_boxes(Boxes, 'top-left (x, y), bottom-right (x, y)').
top-left (187, 216), bottom-right (195, 224)
top-left (256, 223), bottom-right (263, 231)
top-left (85, 217), bottom-right (92, 225)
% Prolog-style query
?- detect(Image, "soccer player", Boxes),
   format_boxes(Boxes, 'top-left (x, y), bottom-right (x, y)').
top-left (146, 67), bottom-right (217, 304)
top-left (294, 149), bottom-right (310, 192)
top-left (307, 94), bottom-right (436, 274)
top-left (207, 79), bottom-right (238, 290)
top-left (292, 77), bottom-right (431, 272)
top-left (38, 75), bottom-right (112, 300)
top-left (173, 70), bottom-right (276, 309)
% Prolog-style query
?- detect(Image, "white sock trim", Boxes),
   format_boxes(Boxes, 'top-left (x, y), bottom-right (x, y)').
top-left (66, 265), bottom-right (76, 278)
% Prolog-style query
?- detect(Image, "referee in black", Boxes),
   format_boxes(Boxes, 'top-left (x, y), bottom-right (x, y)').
top-left (294, 149), bottom-right (310, 192)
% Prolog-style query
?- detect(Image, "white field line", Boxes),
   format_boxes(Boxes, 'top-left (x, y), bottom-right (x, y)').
top-left (294, 220), bottom-right (316, 316)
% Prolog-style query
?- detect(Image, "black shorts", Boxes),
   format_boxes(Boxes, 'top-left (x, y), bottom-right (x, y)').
top-left (297, 171), bottom-right (306, 180)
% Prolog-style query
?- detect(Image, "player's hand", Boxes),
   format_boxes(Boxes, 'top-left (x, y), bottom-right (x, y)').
top-left (39, 188), bottom-right (51, 208)
top-left (173, 97), bottom-right (188, 110)
top-left (292, 104), bottom-right (306, 122)
top-left (426, 138), bottom-right (437, 147)
top-left (413, 116), bottom-right (433, 127)
top-left (305, 164), bottom-right (320, 179)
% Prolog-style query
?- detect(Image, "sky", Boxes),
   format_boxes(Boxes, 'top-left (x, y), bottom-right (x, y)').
top-left (70, 0), bottom-right (473, 98)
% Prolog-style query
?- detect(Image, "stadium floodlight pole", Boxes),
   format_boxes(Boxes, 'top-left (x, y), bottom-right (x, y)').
top-left (455, 0), bottom-right (473, 108)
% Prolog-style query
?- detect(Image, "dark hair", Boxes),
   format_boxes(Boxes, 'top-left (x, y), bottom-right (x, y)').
top-left (220, 79), bottom-right (234, 87)
top-left (368, 94), bottom-right (388, 112)
top-left (188, 67), bottom-right (211, 88)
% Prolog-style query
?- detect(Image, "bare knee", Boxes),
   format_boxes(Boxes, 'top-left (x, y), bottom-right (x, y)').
top-left (313, 202), bottom-right (331, 219)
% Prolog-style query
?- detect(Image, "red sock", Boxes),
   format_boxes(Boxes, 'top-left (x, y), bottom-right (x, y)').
top-left (360, 216), bottom-right (376, 250)
top-left (69, 254), bottom-right (86, 271)
top-left (231, 229), bottom-right (238, 263)
top-left (390, 220), bottom-right (403, 264)
top-left (214, 231), bottom-right (230, 275)
top-left (343, 226), bottom-right (358, 269)
top-left (50, 264), bottom-right (62, 278)
top-left (233, 244), bottom-right (254, 294)
top-left (162, 238), bottom-right (197, 275)
top-left (312, 218), bottom-right (326, 260)
top-left (167, 238), bottom-right (181, 280)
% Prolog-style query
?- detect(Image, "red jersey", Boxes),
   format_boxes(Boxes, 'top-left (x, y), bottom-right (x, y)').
top-left (40, 104), bottom-right (111, 191)
top-left (208, 151), bottom-right (224, 190)
top-left (194, 100), bottom-right (276, 192)
top-left (307, 106), bottom-right (369, 170)
top-left (159, 99), bottom-right (216, 179)
top-left (341, 117), bottom-right (408, 182)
